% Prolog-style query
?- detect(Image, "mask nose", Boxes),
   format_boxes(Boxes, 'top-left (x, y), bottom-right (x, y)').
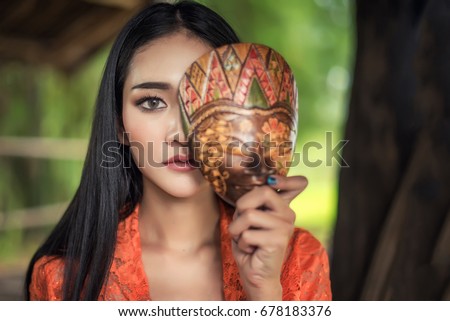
top-left (243, 144), bottom-right (276, 179)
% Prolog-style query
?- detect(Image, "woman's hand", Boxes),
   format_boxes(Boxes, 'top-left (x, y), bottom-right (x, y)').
top-left (228, 175), bottom-right (308, 300)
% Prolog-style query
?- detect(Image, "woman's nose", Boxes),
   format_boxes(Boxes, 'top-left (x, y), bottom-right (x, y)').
top-left (165, 101), bottom-right (188, 145)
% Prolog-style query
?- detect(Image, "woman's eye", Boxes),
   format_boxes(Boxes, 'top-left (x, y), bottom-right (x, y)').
top-left (136, 97), bottom-right (167, 111)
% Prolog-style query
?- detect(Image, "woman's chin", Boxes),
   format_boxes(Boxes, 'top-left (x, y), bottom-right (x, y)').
top-left (143, 173), bottom-right (212, 200)
top-left (165, 185), bottom-right (212, 200)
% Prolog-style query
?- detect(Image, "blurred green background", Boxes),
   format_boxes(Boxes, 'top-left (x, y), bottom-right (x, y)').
top-left (0, 0), bottom-right (353, 268)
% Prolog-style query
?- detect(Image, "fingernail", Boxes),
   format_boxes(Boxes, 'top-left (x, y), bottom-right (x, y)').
top-left (267, 175), bottom-right (277, 186)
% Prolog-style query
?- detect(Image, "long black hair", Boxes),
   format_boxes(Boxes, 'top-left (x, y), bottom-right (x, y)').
top-left (25, 0), bottom-right (239, 300)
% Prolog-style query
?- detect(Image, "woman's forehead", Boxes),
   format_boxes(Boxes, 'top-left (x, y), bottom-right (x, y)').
top-left (125, 32), bottom-right (212, 89)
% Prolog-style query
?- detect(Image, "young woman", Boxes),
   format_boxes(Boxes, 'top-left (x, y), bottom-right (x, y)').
top-left (25, 1), bottom-right (331, 301)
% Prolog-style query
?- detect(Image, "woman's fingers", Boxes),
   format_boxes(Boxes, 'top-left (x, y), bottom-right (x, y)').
top-left (234, 229), bottom-right (293, 255)
top-left (267, 175), bottom-right (308, 203)
top-left (236, 186), bottom-right (285, 213)
top-left (235, 185), bottom-right (297, 223)
top-left (229, 177), bottom-right (302, 299)
top-left (229, 208), bottom-right (291, 238)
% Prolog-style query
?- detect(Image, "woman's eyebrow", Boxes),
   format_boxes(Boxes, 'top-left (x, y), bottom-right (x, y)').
top-left (131, 81), bottom-right (172, 90)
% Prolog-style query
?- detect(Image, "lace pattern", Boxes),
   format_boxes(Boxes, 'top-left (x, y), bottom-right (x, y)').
top-left (30, 201), bottom-right (331, 300)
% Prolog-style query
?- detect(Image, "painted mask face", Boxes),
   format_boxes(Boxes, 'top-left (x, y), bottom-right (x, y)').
top-left (178, 43), bottom-right (298, 206)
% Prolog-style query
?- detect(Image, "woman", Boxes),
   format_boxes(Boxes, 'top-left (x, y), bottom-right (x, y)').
top-left (25, 0), bottom-right (331, 301)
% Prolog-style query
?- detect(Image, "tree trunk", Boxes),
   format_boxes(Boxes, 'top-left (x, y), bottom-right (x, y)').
top-left (331, 0), bottom-right (450, 300)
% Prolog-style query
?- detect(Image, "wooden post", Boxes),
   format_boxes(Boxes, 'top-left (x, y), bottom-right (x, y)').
top-left (331, 0), bottom-right (450, 300)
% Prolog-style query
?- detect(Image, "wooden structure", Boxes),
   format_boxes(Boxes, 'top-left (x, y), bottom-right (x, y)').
top-left (331, 0), bottom-right (450, 300)
top-left (0, 0), bottom-right (153, 71)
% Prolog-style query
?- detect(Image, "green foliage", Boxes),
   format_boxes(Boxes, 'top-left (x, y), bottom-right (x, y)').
top-left (0, 50), bottom-right (108, 262)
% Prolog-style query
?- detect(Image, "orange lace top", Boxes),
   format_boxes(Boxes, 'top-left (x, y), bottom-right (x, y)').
top-left (30, 202), bottom-right (331, 300)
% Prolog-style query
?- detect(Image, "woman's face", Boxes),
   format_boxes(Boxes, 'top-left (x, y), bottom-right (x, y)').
top-left (122, 32), bottom-right (213, 198)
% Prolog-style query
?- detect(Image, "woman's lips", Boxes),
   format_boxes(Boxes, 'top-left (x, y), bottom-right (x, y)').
top-left (163, 155), bottom-right (196, 172)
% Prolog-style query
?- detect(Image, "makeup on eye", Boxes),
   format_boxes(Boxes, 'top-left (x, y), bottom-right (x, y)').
top-left (135, 95), bottom-right (168, 112)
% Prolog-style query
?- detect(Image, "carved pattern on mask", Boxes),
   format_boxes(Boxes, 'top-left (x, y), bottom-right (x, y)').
top-left (179, 43), bottom-right (298, 205)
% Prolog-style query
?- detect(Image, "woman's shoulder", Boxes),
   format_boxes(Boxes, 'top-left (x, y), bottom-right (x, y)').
top-left (290, 227), bottom-right (327, 256)
top-left (29, 255), bottom-right (65, 300)
top-left (282, 227), bottom-right (332, 300)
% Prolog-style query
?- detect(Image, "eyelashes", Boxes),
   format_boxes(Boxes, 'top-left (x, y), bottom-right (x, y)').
top-left (135, 95), bottom-right (168, 112)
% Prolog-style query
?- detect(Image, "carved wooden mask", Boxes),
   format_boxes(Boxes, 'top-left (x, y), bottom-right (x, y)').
top-left (178, 43), bottom-right (298, 206)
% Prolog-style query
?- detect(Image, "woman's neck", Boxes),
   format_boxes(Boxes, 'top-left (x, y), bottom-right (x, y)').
top-left (138, 180), bottom-right (221, 253)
